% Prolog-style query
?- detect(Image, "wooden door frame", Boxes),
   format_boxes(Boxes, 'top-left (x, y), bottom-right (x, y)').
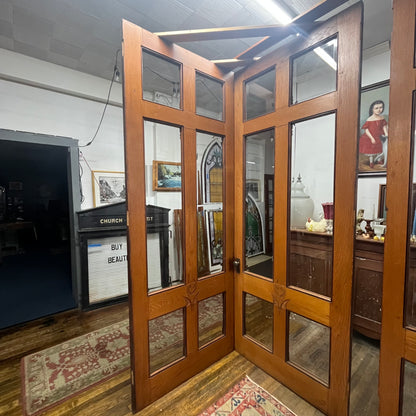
top-left (233, 4), bottom-right (362, 415)
top-left (379, 0), bottom-right (416, 414)
top-left (122, 21), bottom-right (235, 412)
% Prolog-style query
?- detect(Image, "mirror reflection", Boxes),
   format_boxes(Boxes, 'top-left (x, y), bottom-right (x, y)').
top-left (288, 312), bottom-right (330, 385)
top-left (198, 293), bottom-right (224, 348)
top-left (197, 132), bottom-right (224, 278)
top-left (291, 37), bottom-right (338, 104)
top-left (142, 49), bottom-right (181, 109)
top-left (195, 72), bottom-right (223, 121)
top-left (244, 68), bottom-right (275, 120)
top-left (244, 130), bottom-right (274, 279)
top-left (243, 292), bottom-right (273, 351)
top-left (288, 114), bottom-right (335, 297)
top-left (149, 308), bottom-right (185, 374)
top-left (144, 120), bottom-right (183, 293)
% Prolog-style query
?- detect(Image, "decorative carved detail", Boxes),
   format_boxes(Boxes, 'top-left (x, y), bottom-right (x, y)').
top-left (273, 283), bottom-right (289, 310)
top-left (184, 282), bottom-right (199, 307)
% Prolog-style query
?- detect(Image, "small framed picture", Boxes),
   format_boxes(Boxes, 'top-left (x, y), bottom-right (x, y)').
top-left (152, 161), bottom-right (181, 191)
top-left (358, 80), bottom-right (389, 176)
top-left (92, 170), bottom-right (125, 207)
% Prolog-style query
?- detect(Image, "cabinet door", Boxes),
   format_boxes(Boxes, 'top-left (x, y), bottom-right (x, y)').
top-left (353, 256), bottom-right (383, 339)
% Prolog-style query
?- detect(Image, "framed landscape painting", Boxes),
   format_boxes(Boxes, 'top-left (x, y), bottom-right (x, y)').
top-left (152, 161), bottom-right (181, 191)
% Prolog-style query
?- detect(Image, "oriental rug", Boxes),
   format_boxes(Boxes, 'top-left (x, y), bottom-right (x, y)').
top-left (21, 319), bottom-right (130, 416)
top-left (199, 376), bottom-right (297, 416)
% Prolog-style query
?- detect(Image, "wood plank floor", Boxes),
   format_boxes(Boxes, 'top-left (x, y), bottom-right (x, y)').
top-left (1, 302), bottom-right (380, 416)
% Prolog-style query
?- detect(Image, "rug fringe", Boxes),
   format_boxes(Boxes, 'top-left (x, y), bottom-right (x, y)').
top-left (244, 374), bottom-right (298, 416)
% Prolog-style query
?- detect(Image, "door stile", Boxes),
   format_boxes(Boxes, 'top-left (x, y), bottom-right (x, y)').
top-left (327, 4), bottom-right (362, 414)
top-left (274, 123), bottom-right (289, 361)
top-left (122, 21), bottom-right (150, 410)
top-left (379, 0), bottom-right (416, 414)
top-left (183, 127), bottom-right (198, 355)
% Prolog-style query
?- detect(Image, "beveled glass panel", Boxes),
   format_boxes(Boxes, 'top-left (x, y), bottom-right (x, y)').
top-left (243, 293), bottom-right (273, 351)
top-left (401, 360), bottom-right (416, 415)
top-left (197, 132), bottom-right (224, 278)
top-left (198, 293), bottom-right (224, 348)
top-left (245, 130), bottom-right (274, 279)
top-left (291, 37), bottom-right (337, 104)
top-left (149, 308), bottom-right (185, 374)
top-left (288, 312), bottom-right (330, 385)
top-left (406, 94), bottom-right (416, 328)
top-left (244, 68), bottom-right (275, 120)
top-left (142, 49), bottom-right (181, 109)
top-left (144, 121), bottom-right (183, 292)
top-left (288, 114), bottom-right (335, 297)
top-left (196, 72), bottom-right (223, 120)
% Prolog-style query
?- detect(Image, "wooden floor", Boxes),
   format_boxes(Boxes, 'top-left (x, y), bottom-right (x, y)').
top-left (0, 302), bottom-right (380, 416)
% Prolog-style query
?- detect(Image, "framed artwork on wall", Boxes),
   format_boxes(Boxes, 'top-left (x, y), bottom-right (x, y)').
top-left (92, 170), bottom-right (125, 207)
top-left (358, 80), bottom-right (390, 176)
top-left (152, 160), bottom-right (181, 191)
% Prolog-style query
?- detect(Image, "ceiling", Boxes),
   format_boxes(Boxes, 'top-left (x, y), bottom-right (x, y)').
top-left (0, 0), bottom-right (393, 81)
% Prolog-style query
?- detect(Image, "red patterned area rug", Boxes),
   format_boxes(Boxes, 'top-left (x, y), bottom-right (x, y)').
top-left (21, 319), bottom-right (130, 416)
top-left (200, 376), bottom-right (297, 416)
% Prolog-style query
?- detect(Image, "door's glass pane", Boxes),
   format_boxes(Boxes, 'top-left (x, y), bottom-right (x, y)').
top-left (291, 37), bottom-right (337, 104)
top-left (244, 68), bottom-right (275, 120)
top-left (402, 360), bottom-right (416, 415)
top-left (149, 308), bottom-right (185, 374)
top-left (288, 312), bottom-right (330, 385)
top-left (198, 293), bottom-right (224, 348)
top-left (196, 72), bottom-right (223, 120)
top-left (245, 130), bottom-right (274, 279)
top-left (144, 121), bottom-right (183, 293)
top-left (197, 133), bottom-right (224, 278)
top-left (142, 49), bottom-right (181, 109)
top-left (406, 93), bottom-right (416, 328)
top-left (288, 114), bottom-right (335, 297)
top-left (243, 293), bottom-right (273, 351)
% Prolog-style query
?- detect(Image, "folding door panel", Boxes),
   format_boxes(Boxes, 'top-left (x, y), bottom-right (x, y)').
top-left (122, 21), bottom-right (234, 411)
top-left (379, 0), bottom-right (416, 414)
top-left (234, 4), bottom-right (362, 415)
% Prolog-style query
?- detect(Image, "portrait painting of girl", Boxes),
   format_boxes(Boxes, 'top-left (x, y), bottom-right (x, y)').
top-left (358, 82), bottom-right (389, 174)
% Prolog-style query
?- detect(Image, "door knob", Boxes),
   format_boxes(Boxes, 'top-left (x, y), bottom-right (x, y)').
top-left (233, 258), bottom-right (240, 273)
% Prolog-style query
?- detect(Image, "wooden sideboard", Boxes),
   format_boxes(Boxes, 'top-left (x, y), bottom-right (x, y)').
top-left (289, 230), bottom-right (384, 339)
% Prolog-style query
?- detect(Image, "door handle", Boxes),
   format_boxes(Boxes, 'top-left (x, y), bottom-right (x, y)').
top-left (233, 258), bottom-right (240, 273)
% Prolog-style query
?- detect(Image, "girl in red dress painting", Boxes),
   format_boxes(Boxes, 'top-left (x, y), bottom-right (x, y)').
top-left (359, 100), bottom-right (388, 168)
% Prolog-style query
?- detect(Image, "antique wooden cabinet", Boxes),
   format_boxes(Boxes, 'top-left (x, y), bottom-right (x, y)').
top-left (290, 230), bottom-right (384, 339)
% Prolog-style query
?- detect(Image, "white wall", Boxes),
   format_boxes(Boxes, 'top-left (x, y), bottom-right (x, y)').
top-left (0, 48), bottom-right (124, 210)
top-left (0, 41), bottom-right (391, 218)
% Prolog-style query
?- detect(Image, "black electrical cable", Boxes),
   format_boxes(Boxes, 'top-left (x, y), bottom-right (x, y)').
top-left (79, 48), bottom-right (121, 148)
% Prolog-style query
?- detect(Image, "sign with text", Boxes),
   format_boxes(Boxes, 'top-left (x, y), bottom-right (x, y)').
top-left (87, 235), bottom-right (128, 303)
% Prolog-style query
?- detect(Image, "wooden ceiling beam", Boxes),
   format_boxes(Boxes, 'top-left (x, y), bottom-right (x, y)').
top-left (210, 58), bottom-right (257, 70)
top-left (236, 0), bottom-right (350, 60)
top-left (155, 24), bottom-right (291, 43)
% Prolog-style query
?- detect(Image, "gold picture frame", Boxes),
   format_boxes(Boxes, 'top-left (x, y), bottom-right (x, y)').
top-left (152, 161), bottom-right (181, 191)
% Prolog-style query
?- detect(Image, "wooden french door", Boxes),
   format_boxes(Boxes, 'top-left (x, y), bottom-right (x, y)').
top-left (234, 4), bottom-right (362, 415)
top-left (122, 21), bottom-right (234, 411)
top-left (379, 0), bottom-right (416, 414)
